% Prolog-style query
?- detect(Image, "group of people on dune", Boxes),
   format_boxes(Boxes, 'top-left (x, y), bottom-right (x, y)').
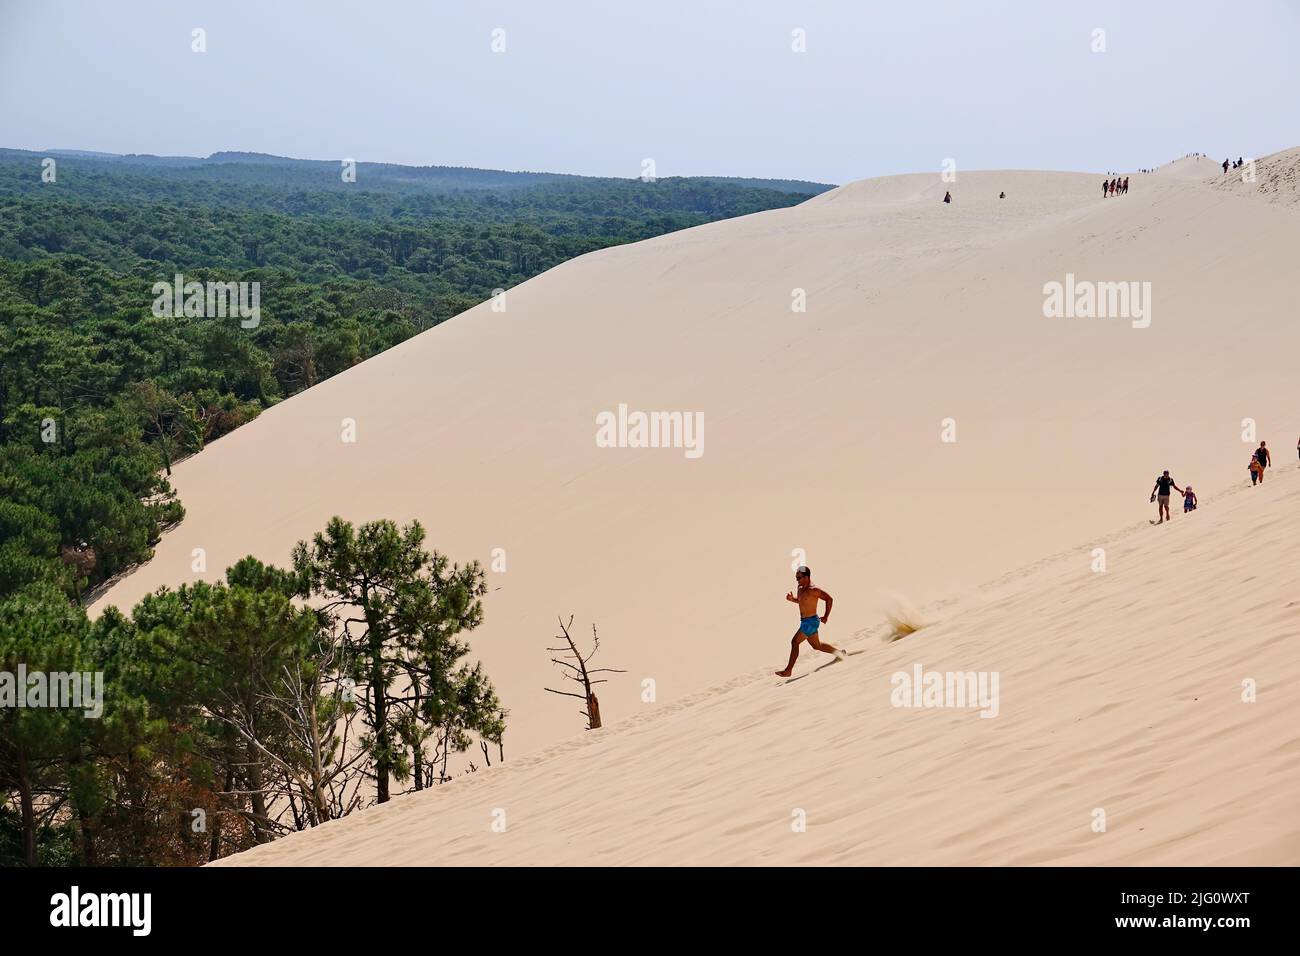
top-left (940, 190), bottom-right (1008, 204)
top-left (777, 438), bottom-right (1294, 675)
top-left (1149, 439), bottom-right (1293, 524)
top-left (1103, 176), bottom-right (1129, 197)
top-left (1149, 471), bottom-right (1196, 524)
top-left (1105, 152), bottom-right (1247, 183)
top-left (1247, 440), bottom-right (1276, 486)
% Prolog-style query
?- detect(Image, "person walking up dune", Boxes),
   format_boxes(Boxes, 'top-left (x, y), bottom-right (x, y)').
top-left (943, 190), bottom-right (952, 204)
top-left (775, 566), bottom-right (842, 677)
top-left (1150, 470), bottom-right (1182, 524)
top-left (1122, 176), bottom-right (1129, 194)
top-left (1102, 178), bottom-right (1109, 198)
top-left (1254, 441), bottom-right (1271, 480)
top-left (1183, 485), bottom-right (1197, 512)
top-left (1250, 456), bottom-right (1263, 485)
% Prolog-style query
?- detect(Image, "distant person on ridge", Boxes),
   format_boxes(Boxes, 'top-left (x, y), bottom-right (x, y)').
top-left (1150, 470), bottom-right (1183, 524)
top-left (1254, 441), bottom-right (1271, 480)
top-left (775, 566), bottom-right (843, 677)
top-left (943, 190), bottom-right (952, 204)
top-left (1223, 158), bottom-right (1230, 174)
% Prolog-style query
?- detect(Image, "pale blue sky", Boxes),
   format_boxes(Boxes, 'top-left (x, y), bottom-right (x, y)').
top-left (2, 0), bottom-right (1297, 183)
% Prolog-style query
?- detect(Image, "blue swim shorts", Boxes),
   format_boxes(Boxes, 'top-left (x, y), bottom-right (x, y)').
top-left (799, 615), bottom-right (820, 636)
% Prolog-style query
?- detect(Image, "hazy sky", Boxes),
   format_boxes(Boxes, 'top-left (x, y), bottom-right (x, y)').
top-left (2, 0), bottom-right (1297, 183)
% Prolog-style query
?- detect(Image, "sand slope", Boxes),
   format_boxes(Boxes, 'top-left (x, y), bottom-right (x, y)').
top-left (93, 152), bottom-right (1300, 766)
top-left (216, 465), bottom-right (1300, 866)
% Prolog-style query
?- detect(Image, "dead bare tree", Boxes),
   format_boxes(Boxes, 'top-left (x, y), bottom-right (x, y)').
top-left (212, 629), bottom-right (367, 831)
top-left (545, 615), bottom-right (625, 730)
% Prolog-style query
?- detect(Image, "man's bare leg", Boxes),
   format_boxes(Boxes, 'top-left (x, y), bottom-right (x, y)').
top-left (807, 634), bottom-right (839, 656)
top-left (776, 630), bottom-right (805, 677)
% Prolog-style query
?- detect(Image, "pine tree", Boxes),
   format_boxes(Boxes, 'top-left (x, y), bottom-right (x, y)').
top-left (292, 517), bottom-right (502, 802)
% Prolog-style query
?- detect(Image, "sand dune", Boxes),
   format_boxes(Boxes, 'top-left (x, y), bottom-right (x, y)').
top-left (93, 151), bottom-right (1300, 775)
top-left (1208, 147), bottom-right (1300, 205)
top-left (216, 464), bottom-right (1300, 866)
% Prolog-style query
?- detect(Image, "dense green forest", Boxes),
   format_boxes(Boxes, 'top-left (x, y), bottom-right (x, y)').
top-left (0, 149), bottom-right (829, 597)
top-left (0, 148), bottom-right (830, 864)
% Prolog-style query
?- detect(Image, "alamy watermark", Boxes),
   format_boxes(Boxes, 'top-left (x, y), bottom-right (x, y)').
top-left (595, 403), bottom-right (704, 459)
top-left (1, 666), bottom-right (104, 718)
top-left (50, 886), bottom-right (150, 936)
top-left (152, 273), bottom-right (261, 328)
top-left (1042, 273), bottom-right (1151, 329)
top-left (890, 663), bottom-right (999, 718)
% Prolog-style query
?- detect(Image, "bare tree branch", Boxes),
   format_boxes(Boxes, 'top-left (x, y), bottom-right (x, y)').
top-left (543, 615), bottom-right (621, 730)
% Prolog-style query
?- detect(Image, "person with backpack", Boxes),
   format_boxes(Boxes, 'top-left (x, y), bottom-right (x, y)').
top-left (1150, 470), bottom-right (1183, 524)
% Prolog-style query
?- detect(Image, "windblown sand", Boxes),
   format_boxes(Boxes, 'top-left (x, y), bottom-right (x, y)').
top-left (92, 153), bottom-right (1300, 864)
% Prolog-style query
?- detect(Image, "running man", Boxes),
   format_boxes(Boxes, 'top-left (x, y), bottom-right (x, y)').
top-left (1150, 470), bottom-right (1183, 524)
top-left (775, 566), bottom-right (843, 677)
top-left (1255, 441), bottom-right (1271, 480)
